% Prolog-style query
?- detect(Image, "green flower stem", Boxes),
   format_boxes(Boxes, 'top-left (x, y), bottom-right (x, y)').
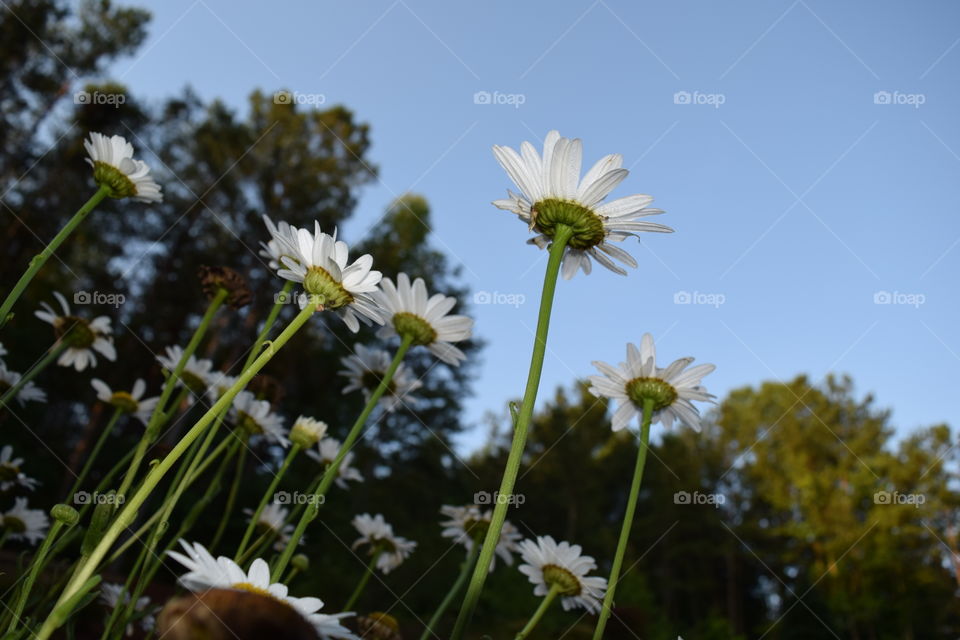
top-left (243, 280), bottom-right (295, 371)
top-left (450, 224), bottom-right (574, 639)
top-left (592, 398), bottom-right (654, 640)
top-left (66, 407), bottom-right (123, 501)
top-left (5, 520), bottom-right (68, 635)
top-left (115, 288), bottom-right (227, 501)
top-left (0, 186), bottom-right (109, 329)
top-left (515, 583), bottom-right (561, 640)
top-left (0, 341), bottom-right (68, 410)
top-left (343, 548), bottom-right (382, 611)
top-left (271, 334), bottom-right (414, 581)
top-left (208, 437), bottom-right (248, 553)
top-left (36, 304), bottom-right (316, 640)
top-left (235, 444), bottom-right (301, 561)
top-left (419, 539), bottom-right (483, 640)
top-left (235, 528), bottom-right (274, 567)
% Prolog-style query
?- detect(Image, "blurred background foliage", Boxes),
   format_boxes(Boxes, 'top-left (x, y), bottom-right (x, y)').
top-left (0, 2), bottom-right (958, 638)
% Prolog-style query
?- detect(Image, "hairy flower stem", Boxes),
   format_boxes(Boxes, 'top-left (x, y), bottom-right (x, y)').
top-left (0, 186), bottom-right (109, 329)
top-left (271, 334), bottom-right (414, 581)
top-left (515, 583), bottom-right (560, 640)
top-left (419, 538), bottom-right (483, 640)
top-left (235, 444), bottom-right (301, 561)
top-left (343, 548), bottom-right (383, 611)
top-left (592, 398), bottom-right (654, 639)
top-left (450, 224), bottom-right (574, 639)
top-left (66, 407), bottom-right (123, 500)
top-left (36, 305), bottom-right (315, 640)
top-left (0, 340), bottom-right (68, 410)
top-left (115, 288), bottom-right (227, 501)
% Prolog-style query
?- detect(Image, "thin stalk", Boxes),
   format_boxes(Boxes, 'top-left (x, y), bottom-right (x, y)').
top-left (235, 444), bottom-right (301, 561)
top-left (515, 583), bottom-right (560, 640)
top-left (243, 280), bottom-right (295, 371)
top-left (208, 439), bottom-right (248, 553)
top-left (592, 398), bottom-right (654, 639)
top-left (419, 541), bottom-right (482, 640)
top-left (36, 304), bottom-right (315, 640)
top-left (343, 549), bottom-right (382, 611)
top-left (450, 224), bottom-right (573, 639)
top-left (66, 407), bottom-right (123, 500)
top-left (5, 520), bottom-right (67, 635)
top-left (0, 341), bottom-right (68, 410)
top-left (272, 334), bottom-right (413, 580)
top-left (235, 528), bottom-right (274, 568)
top-left (0, 186), bottom-right (109, 328)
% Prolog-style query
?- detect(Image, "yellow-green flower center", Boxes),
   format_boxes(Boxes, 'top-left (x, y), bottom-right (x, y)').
top-left (625, 377), bottom-right (677, 412)
top-left (532, 198), bottom-right (606, 250)
top-left (232, 582), bottom-right (273, 599)
top-left (109, 391), bottom-right (139, 414)
top-left (542, 564), bottom-right (582, 596)
top-left (361, 370), bottom-right (396, 396)
top-left (2, 515), bottom-right (26, 534)
top-left (237, 412), bottom-right (263, 436)
top-left (462, 517), bottom-right (490, 541)
top-left (54, 316), bottom-right (96, 349)
top-left (303, 267), bottom-right (353, 310)
top-left (0, 464), bottom-right (20, 483)
top-left (392, 312), bottom-right (436, 346)
top-left (92, 161), bottom-right (138, 199)
top-left (180, 371), bottom-right (208, 394)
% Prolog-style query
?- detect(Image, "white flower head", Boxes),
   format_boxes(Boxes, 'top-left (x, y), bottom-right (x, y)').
top-left (351, 513), bottom-right (416, 575)
top-left (230, 390), bottom-right (288, 447)
top-left (588, 333), bottom-right (716, 432)
top-left (289, 415), bottom-right (327, 449)
top-left (307, 437), bottom-right (363, 489)
top-left (156, 345), bottom-right (215, 397)
top-left (440, 505), bottom-right (521, 572)
top-left (100, 583), bottom-right (155, 636)
top-left (1, 497), bottom-right (49, 545)
top-left (493, 130), bottom-right (673, 279)
top-left (84, 132), bottom-right (162, 202)
top-left (91, 378), bottom-right (159, 425)
top-left (167, 540), bottom-right (357, 639)
top-left (277, 221), bottom-right (384, 332)
top-left (0, 364), bottom-right (46, 405)
top-left (0, 445), bottom-right (38, 491)
top-left (260, 215), bottom-right (302, 272)
top-left (35, 292), bottom-right (116, 371)
top-left (373, 273), bottom-right (473, 366)
top-left (339, 344), bottom-right (422, 413)
top-left (518, 535), bottom-right (608, 614)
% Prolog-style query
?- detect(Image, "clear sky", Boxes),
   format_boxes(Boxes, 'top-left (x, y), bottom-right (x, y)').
top-left (103, 0), bottom-right (960, 452)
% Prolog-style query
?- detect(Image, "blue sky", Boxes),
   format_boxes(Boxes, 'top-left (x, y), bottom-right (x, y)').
top-left (104, 0), bottom-right (960, 452)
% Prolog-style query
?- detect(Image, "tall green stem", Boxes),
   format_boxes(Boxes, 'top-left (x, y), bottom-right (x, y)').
top-left (243, 280), bottom-right (294, 371)
top-left (235, 444), bottom-right (301, 560)
top-left (208, 438), bottom-right (248, 552)
top-left (515, 583), bottom-right (560, 639)
top-left (0, 186), bottom-right (109, 329)
top-left (592, 398), bottom-right (654, 640)
top-left (115, 288), bottom-right (227, 500)
top-left (272, 334), bottom-right (413, 581)
top-left (36, 305), bottom-right (315, 640)
top-left (450, 225), bottom-right (573, 639)
top-left (0, 341), bottom-right (68, 410)
top-left (5, 520), bottom-right (67, 635)
top-left (420, 540), bottom-right (482, 640)
top-left (67, 407), bottom-right (123, 500)
top-left (343, 549), bottom-right (382, 611)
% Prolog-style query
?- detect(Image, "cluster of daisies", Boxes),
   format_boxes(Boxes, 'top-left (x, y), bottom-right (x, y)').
top-left (0, 445), bottom-right (47, 545)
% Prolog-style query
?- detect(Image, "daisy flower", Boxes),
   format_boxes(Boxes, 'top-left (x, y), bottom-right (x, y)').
top-left (35, 292), bottom-right (116, 371)
top-left (260, 215), bottom-right (302, 272)
top-left (306, 437), bottom-right (363, 489)
top-left (290, 415), bottom-right (328, 449)
top-left (1, 497), bottom-right (49, 545)
top-left (339, 344), bottom-right (422, 413)
top-left (84, 132), bottom-right (162, 202)
top-left (156, 345), bottom-right (215, 396)
top-left (373, 273), bottom-right (473, 366)
top-left (230, 390), bottom-right (288, 447)
top-left (440, 505), bottom-right (521, 571)
top-left (517, 535), bottom-right (607, 614)
top-left (206, 371), bottom-right (239, 401)
top-left (100, 583), bottom-right (155, 636)
top-left (243, 502), bottom-right (297, 550)
top-left (493, 130), bottom-right (672, 279)
top-left (0, 364), bottom-right (46, 405)
top-left (0, 445), bottom-right (38, 491)
top-left (351, 513), bottom-right (416, 574)
top-left (91, 378), bottom-right (159, 425)
top-left (167, 541), bottom-right (356, 639)
top-left (588, 333), bottom-right (715, 432)
top-left (277, 221), bottom-right (383, 332)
